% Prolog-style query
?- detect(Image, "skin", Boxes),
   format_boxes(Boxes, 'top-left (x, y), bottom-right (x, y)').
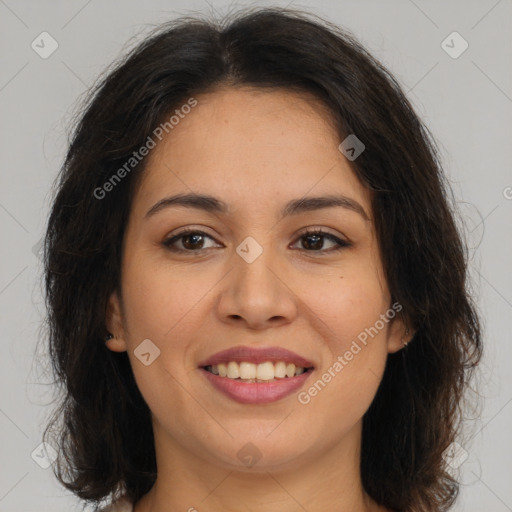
top-left (106, 86), bottom-right (413, 512)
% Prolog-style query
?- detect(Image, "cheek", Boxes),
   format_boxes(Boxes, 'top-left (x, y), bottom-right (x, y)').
top-left (121, 256), bottom-right (210, 341)
top-left (118, 260), bottom-right (202, 422)
top-left (294, 268), bottom-right (389, 350)
top-left (296, 295), bottom-right (390, 441)
top-left (293, 269), bottom-right (390, 412)
top-left (118, 259), bottom-right (208, 403)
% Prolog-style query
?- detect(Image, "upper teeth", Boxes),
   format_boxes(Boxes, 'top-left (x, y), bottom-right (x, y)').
top-left (207, 361), bottom-right (307, 380)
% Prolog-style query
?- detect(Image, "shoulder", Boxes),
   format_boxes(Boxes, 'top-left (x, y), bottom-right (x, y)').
top-left (97, 495), bottom-right (134, 512)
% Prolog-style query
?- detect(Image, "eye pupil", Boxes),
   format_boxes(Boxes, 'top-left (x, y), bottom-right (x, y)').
top-left (303, 234), bottom-right (323, 250)
top-left (183, 233), bottom-right (204, 249)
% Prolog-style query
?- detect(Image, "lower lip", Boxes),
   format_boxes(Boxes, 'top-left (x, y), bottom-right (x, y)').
top-left (200, 368), bottom-right (313, 404)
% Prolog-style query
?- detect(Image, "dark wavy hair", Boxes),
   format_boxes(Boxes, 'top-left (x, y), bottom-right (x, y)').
top-left (41, 6), bottom-right (482, 512)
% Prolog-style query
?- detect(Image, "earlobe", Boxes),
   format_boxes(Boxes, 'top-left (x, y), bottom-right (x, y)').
top-left (105, 291), bottom-right (128, 352)
top-left (387, 312), bottom-right (415, 354)
top-left (399, 326), bottom-right (414, 350)
top-left (105, 335), bottom-right (127, 352)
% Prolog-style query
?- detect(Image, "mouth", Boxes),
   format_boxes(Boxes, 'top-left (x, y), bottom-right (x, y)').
top-left (198, 346), bottom-right (315, 404)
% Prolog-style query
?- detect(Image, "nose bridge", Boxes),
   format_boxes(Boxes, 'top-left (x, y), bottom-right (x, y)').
top-left (234, 232), bottom-right (282, 297)
top-left (216, 232), bottom-right (297, 328)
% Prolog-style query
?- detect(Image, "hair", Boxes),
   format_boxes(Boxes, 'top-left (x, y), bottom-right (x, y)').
top-left (41, 6), bottom-right (482, 512)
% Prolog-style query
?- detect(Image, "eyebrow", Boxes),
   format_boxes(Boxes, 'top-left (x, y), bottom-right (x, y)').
top-left (145, 193), bottom-right (369, 221)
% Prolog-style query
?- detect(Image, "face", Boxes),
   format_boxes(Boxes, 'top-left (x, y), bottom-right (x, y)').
top-left (106, 86), bottom-right (408, 473)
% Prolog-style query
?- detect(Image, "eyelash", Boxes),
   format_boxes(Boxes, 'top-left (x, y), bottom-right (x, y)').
top-left (162, 228), bottom-right (351, 255)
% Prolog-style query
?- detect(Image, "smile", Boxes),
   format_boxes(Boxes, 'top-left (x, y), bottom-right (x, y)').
top-left (198, 345), bottom-right (315, 404)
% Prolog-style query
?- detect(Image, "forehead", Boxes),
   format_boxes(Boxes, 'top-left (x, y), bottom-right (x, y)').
top-left (133, 86), bottom-right (371, 217)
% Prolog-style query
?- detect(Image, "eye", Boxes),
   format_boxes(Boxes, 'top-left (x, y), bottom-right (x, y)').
top-left (162, 228), bottom-right (351, 254)
top-left (162, 228), bottom-right (220, 253)
top-left (290, 229), bottom-right (351, 253)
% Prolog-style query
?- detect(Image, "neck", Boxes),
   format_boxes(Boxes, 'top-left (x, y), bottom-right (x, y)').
top-left (134, 419), bottom-right (386, 512)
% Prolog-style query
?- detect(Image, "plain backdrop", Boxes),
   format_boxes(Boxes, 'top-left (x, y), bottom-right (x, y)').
top-left (0, 0), bottom-right (511, 510)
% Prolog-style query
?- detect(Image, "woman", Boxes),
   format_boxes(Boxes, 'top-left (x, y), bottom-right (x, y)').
top-left (42, 7), bottom-right (482, 512)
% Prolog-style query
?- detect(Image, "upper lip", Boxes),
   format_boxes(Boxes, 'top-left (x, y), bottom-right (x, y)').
top-left (198, 346), bottom-right (315, 368)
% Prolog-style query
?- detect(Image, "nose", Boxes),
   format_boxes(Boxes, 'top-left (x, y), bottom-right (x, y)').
top-left (215, 238), bottom-right (298, 330)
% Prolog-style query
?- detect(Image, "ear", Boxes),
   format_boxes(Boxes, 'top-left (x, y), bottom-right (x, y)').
top-left (386, 307), bottom-right (415, 354)
top-left (105, 290), bottom-right (128, 352)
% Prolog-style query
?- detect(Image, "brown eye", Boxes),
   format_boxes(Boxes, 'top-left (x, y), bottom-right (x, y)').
top-left (293, 229), bottom-right (351, 253)
top-left (163, 229), bottom-right (220, 252)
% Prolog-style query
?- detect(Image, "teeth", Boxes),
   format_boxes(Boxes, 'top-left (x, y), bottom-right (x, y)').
top-left (256, 362), bottom-right (274, 381)
top-left (227, 361), bottom-right (240, 379)
top-left (240, 361), bottom-right (256, 379)
top-left (274, 361), bottom-right (287, 378)
top-left (208, 361), bottom-right (309, 381)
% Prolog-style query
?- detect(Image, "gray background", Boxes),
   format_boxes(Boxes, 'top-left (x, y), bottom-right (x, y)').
top-left (1, 0), bottom-right (511, 510)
